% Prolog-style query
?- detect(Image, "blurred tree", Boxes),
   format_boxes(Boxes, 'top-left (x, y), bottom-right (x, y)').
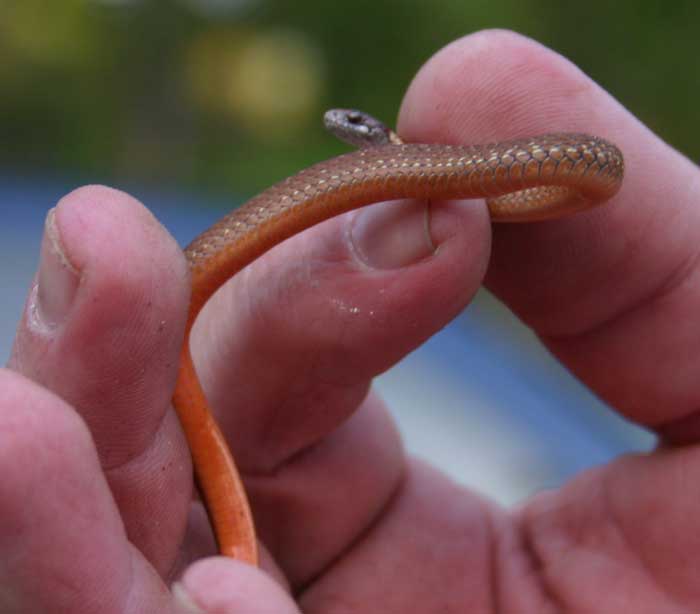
top-left (0, 0), bottom-right (697, 200)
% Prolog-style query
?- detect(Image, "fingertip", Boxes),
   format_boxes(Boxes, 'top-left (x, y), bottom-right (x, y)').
top-left (394, 31), bottom-right (700, 430)
top-left (176, 558), bottom-right (299, 614)
top-left (29, 185), bottom-right (163, 335)
top-left (19, 184), bottom-right (191, 448)
top-left (398, 28), bottom-right (616, 144)
top-left (55, 185), bottom-right (188, 294)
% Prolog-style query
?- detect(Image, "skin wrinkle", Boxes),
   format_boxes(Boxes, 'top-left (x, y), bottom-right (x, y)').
top-left (491, 507), bottom-right (562, 614)
top-left (614, 488), bottom-right (690, 610)
top-left (257, 379), bottom-right (370, 475)
top-left (516, 511), bottom-right (565, 614)
top-left (297, 466), bottom-right (406, 607)
top-left (598, 468), bottom-right (660, 593)
top-left (486, 507), bottom-right (501, 614)
top-left (249, 382), bottom-right (372, 483)
top-left (295, 451), bottom-right (406, 597)
top-left (245, 399), bottom-right (403, 588)
top-left (107, 410), bottom-right (191, 575)
top-left (539, 232), bottom-right (700, 430)
top-left (516, 464), bottom-right (696, 613)
top-left (541, 213), bottom-right (700, 345)
top-left (602, 455), bottom-right (700, 609)
top-left (296, 460), bottom-right (495, 612)
top-left (103, 393), bottom-right (173, 473)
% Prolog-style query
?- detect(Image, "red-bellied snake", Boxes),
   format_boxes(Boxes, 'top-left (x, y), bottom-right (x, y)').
top-left (172, 109), bottom-right (625, 565)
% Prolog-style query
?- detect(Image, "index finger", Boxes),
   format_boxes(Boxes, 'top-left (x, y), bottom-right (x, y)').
top-left (399, 30), bottom-right (700, 437)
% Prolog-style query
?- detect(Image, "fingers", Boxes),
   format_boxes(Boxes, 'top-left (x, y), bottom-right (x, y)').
top-left (0, 369), bottom-right (171, 613)
top-left (190, 170), bottom-right (491, 577)
top-left (399, 29), bottom-right (700, 432)
top-left (248, 396), bottom-right (403, 584)
top-left (0, 369), bottom-right (286, 614)
top-left (8, 186), bottom-right (193, 571)
top-left (299, 460), bottom-right (495, 613)
top-left (516, 447), bottom-right (700, 611)
top-left (174, 559), bottom-right (300, 614)
top-left (192, 196), bottom-right (489, 469)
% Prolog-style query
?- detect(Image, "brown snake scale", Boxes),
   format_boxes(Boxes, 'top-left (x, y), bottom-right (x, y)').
top-left (186, 135), bottom-right (623, 317)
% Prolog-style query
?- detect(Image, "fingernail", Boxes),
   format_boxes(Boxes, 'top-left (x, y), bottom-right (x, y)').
top-left (34, 208), bottom-right (79, 329)
top-left (172, 582), bottom-right (206, 613)
top-left (350, 199), bottom-right (436, 269)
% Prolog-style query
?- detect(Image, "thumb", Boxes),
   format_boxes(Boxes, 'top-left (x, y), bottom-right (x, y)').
top-left (173, 558), bottom-right (300, 614)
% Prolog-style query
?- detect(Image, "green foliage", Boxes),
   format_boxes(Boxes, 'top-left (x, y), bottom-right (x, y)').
top-left (1, 0), bottom-right (697, 198)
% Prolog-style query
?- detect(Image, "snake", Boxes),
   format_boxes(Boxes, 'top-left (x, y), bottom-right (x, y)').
top-left (172, 109), bottom-right (625, 565)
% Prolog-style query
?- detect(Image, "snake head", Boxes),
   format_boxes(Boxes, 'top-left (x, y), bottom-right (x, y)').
top-left (323, 108), bottom-right (402, 148)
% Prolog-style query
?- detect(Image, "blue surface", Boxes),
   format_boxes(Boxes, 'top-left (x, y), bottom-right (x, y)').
top-left (0, 175), bottom-right (654, 504)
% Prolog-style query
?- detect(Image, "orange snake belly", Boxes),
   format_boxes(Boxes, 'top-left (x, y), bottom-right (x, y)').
top-left (173, 132), bottom-right (624, 565)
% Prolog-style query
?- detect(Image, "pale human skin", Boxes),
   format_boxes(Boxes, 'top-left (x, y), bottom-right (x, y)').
top-left (4, 29), bottom-right (700, 612)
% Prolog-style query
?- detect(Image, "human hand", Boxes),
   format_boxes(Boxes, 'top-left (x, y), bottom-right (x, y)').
top-left (4, 29), bottom-right (698, 613)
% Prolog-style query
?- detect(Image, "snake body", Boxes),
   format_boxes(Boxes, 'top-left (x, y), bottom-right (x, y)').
top-left (173, 111), bottom-right (624, 565)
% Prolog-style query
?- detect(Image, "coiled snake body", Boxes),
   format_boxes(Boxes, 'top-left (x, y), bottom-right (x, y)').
top-left (173, 109), bottom-right (624, 564)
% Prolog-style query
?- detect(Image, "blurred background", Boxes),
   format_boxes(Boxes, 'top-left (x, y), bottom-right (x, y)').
top-left (3, 0), bottom-right (694, 503)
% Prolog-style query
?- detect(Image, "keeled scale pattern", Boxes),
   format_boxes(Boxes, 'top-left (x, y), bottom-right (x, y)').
top-left (185, 133), bottom-right (623, 308)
